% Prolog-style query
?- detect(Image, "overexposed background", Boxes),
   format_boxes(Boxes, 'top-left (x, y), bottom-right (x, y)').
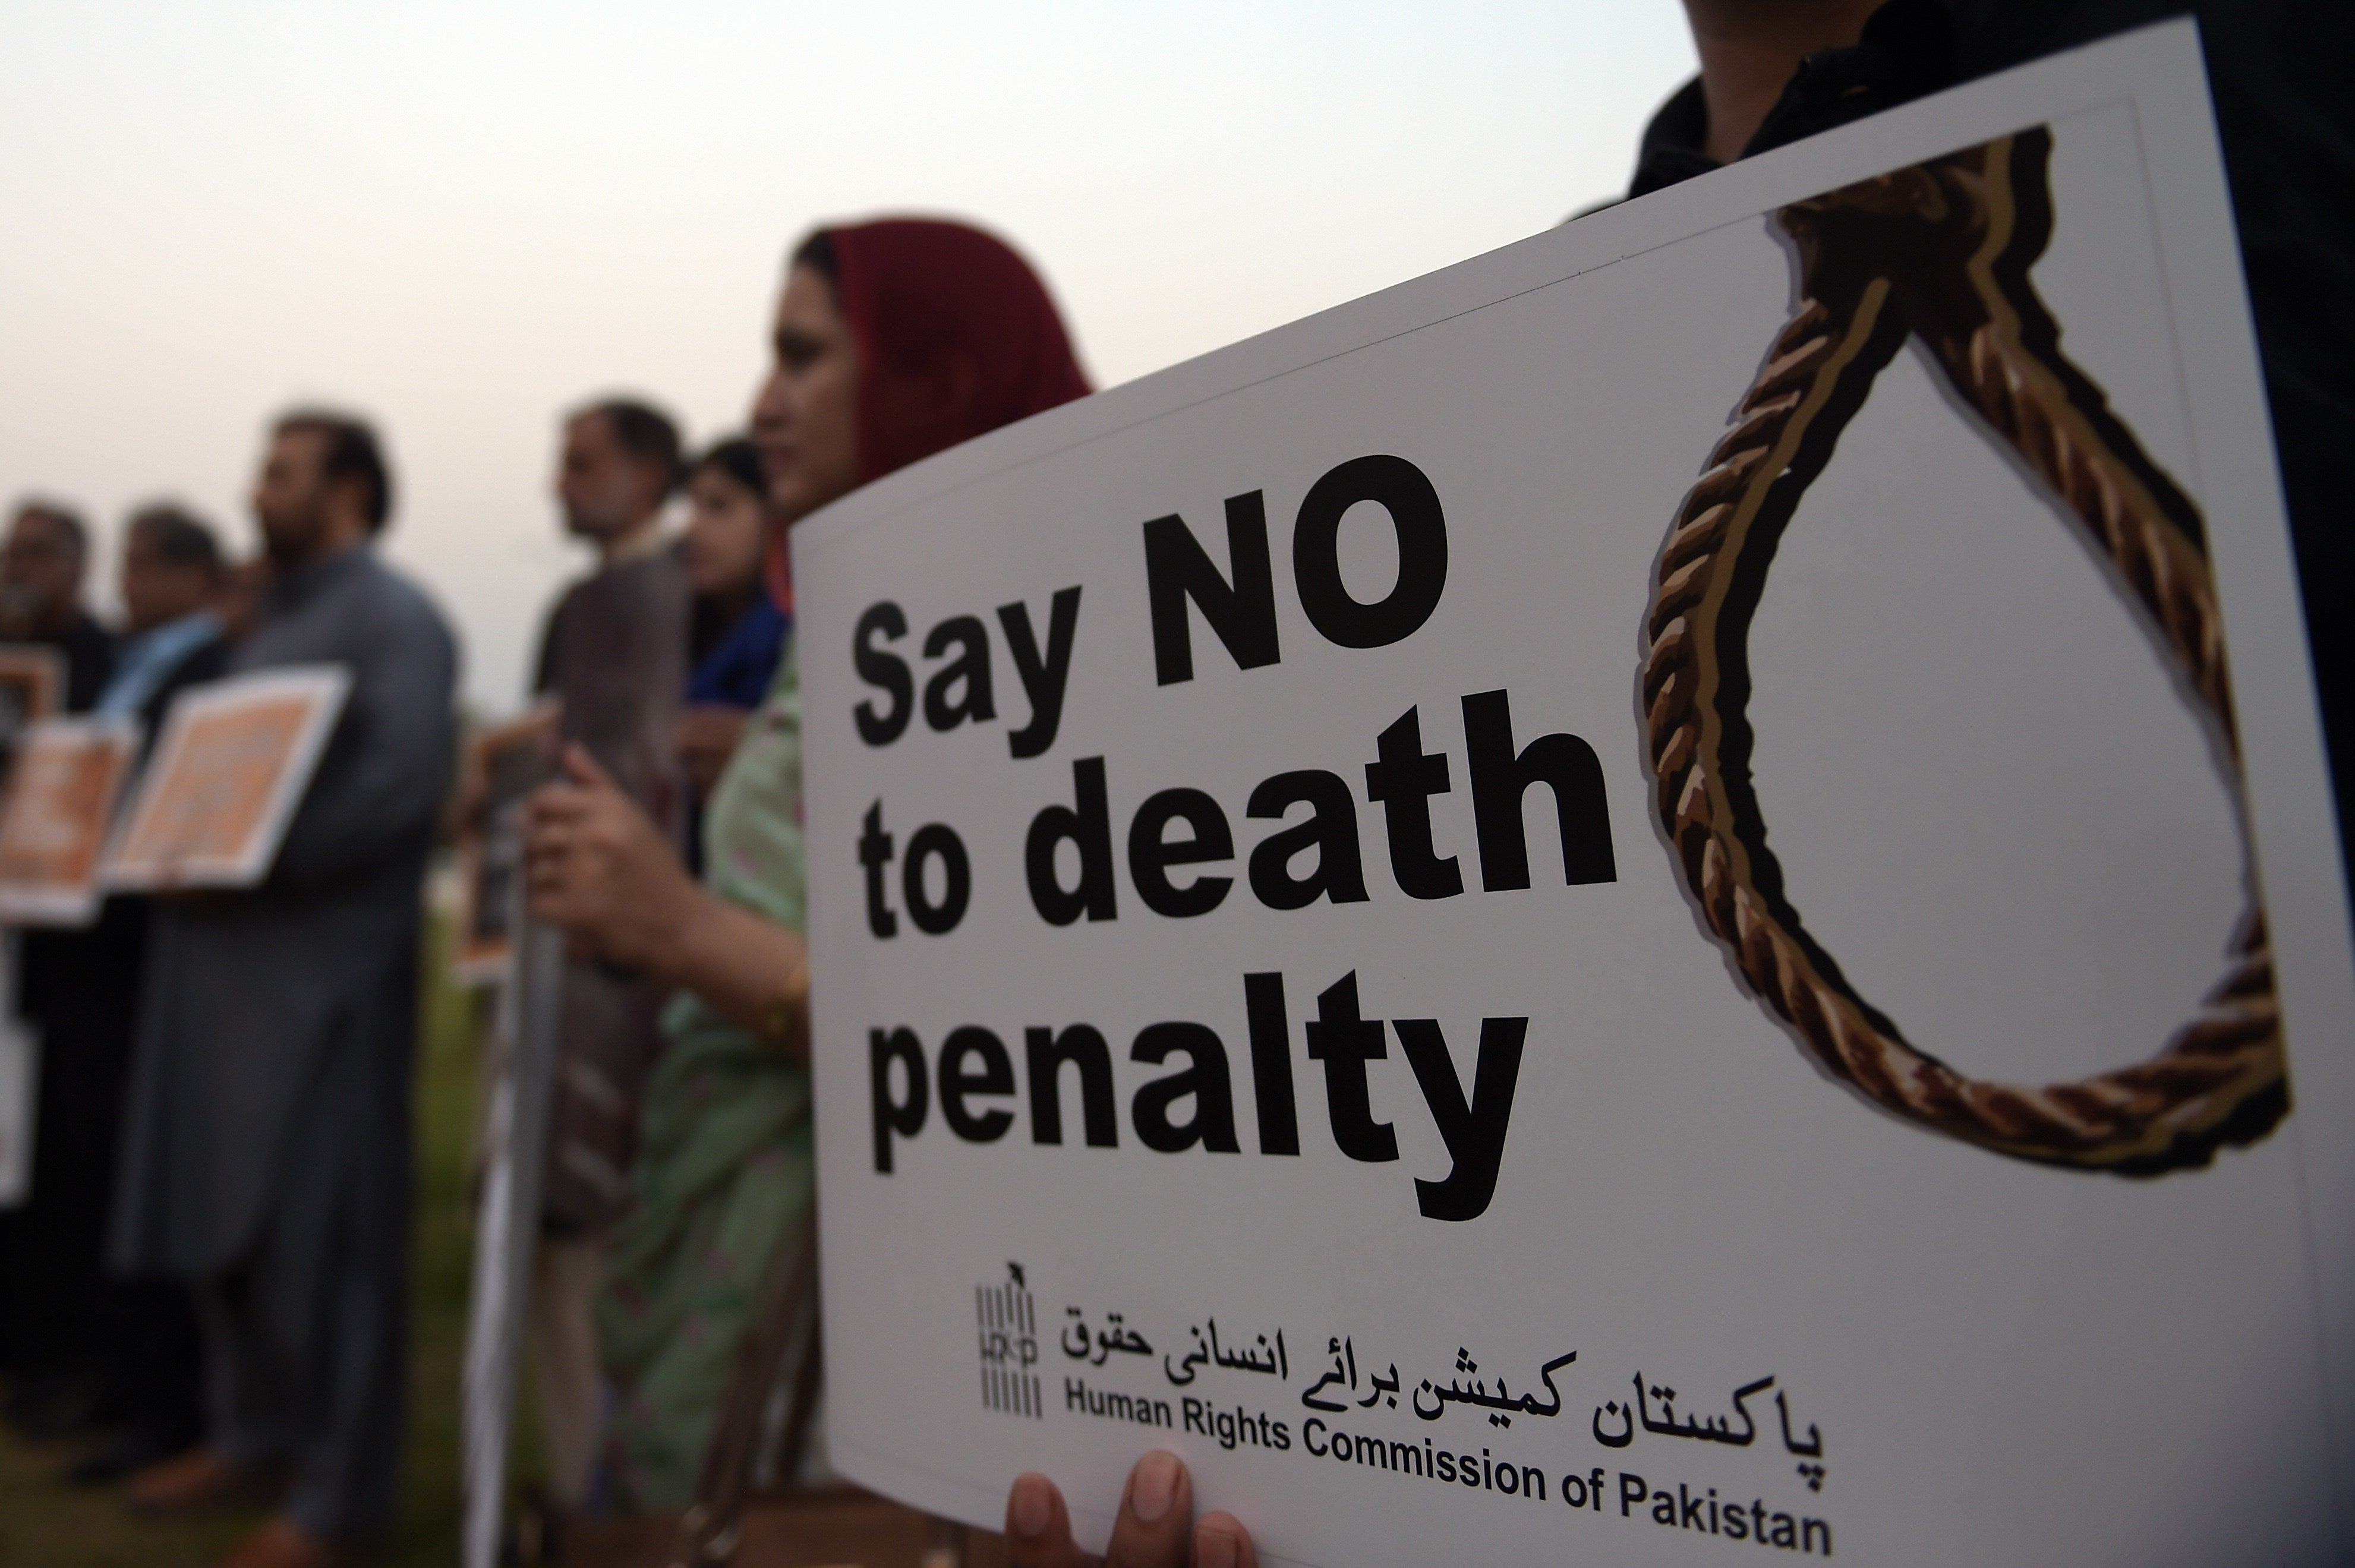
top-left (0, 1), bottom-right (1695, 710)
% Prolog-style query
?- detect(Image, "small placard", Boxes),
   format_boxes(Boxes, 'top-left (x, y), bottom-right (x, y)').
top-left (453, 701), bottom-right (562, 982)
top-left (103, 665), bottom-right (351, 891)
top-left (0, 645), bottom-right (66, 781)
top-left (0, 717), bottom-right (142, 926)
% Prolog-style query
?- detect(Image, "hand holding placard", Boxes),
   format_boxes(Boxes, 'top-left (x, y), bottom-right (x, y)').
top-left (1004, 1454), bottom-right (1259, 1568)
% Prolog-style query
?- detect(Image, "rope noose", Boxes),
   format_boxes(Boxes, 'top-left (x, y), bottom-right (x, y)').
top-left (1640, 129), bottom-right (2285, 1174)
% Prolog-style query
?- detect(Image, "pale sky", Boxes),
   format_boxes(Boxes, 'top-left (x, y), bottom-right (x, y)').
top-left (0, 1), bottom-right (1697, 711)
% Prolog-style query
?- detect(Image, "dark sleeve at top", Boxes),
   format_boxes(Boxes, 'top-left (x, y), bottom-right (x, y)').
top-left (2183, 0), bottom-right (2355, 910)
top-left (1629, 0), bottom-right (2355, 911)
top-left (530, 588), bottom-right (570, 699)
top-left (1947, 0), bottom-right (2355, 916)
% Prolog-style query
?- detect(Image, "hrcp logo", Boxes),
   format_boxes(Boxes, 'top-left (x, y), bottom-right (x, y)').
top-left (978, 1261), bottom-right (1041, 1418)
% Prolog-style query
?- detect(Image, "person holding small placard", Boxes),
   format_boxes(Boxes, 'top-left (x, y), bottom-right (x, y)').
top-left (114, 413), bottom-right (457, 1568)
top-left (10, 506), bottom-right (231, 1487)
top-left (0, 498), bottom-right (114, 1437)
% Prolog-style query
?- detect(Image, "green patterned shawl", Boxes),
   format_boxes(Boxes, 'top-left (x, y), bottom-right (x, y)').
top-left (596, 644), bottom-right (810, 1511)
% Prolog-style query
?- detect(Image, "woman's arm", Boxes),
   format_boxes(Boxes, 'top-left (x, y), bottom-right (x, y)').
top-left (676, 703), bottom-right (752, 802)
top-left (524, 744), bottom-right (808, 1058)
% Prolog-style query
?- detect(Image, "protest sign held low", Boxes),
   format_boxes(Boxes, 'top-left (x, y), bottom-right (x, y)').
top-left (795, 23), bottom-right (2354, 1566)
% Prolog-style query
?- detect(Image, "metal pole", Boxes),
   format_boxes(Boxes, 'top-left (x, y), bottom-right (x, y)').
top-left (460, 917), bottom-right (565, 1568)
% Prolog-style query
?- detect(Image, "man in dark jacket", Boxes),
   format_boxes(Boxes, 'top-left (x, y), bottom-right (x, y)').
top-left (18, 506), bottom-right (235, 1483)
top-left (0, 498), bottom-right (115, 1430)
top-left (0, 501), bottom-right (114, 711)
top-left (115, 414), bottom-right (456, 1568)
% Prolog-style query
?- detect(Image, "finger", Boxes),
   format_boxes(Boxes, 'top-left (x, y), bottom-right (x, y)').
top-left (521, 822), bottom-right (576, 868)
top-left (1004, 1471), bottom-right (1092, 1568)
top-left (522, 783), bottom-right (589, 833)
top-left (560, 741), bottom-right (616, 790)
top-left (1193, 1513), bottom-right (1257, 1568)
top-left (524, 854), bottom-right (570, 897)
top-left (1104, 1451), bottom-right (1190, 1568)
top-left (524, 836), bottom-right (582, 889)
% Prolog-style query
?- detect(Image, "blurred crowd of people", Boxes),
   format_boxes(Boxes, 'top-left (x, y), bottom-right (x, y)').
top-left (0, 2), bottom-right (2345, 1567)
top-left (0, 497), bottom-right (238, 1478)
top-left (0, 217), bottom-right (1093, 1568)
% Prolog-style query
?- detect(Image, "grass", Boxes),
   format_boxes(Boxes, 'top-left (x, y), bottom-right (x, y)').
top-left (0, 904), bottom-right (491, 1566)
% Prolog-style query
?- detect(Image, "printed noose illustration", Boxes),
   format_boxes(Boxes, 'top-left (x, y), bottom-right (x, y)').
top-left (1640, 128), bottom-right (2285, 1174)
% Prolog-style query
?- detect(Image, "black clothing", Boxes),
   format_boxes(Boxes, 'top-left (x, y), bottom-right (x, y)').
top-left (0, 607), bottom-right (116, 1395)
top-left (1626, 0), bottom-right (2355, 909)
top-left (112, 547), bottom-right (457, 1541)
top-left (46, 611), bottom-right (116, 715)
top-left (1, 632), bottom-right (225, 1448)
top-left (14, 613), bottom-right (136, 1039)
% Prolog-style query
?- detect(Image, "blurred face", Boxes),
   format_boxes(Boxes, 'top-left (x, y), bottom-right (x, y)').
top-left (119, 526), bottom-right (218, 635)
top-left (556, 412), bottom-right (664, 543)
top-left (749, 263), bottom-right (862, 524)
top-left (215, 556), bottom-right (270, 643)
top-left (680, 465), bottom-right (770, 599)
top-left (0, 511), bottom-right (85, 634)
top-left (251, 427), bottom-right (336, 565)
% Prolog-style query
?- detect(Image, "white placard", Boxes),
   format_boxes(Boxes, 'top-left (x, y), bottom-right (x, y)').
top-left (795, 24), bottom-right (2354, 1566)
top-left (102, 665), bottom-right (350, 892)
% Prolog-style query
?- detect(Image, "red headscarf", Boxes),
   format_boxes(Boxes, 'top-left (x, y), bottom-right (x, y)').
top-left (767, 217), bottom-right (1090, 610)
top-left (827, 219), bottom-right (1093, 480)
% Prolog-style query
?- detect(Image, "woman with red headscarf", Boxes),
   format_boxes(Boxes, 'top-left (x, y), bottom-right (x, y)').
top-left (523, 219), bottom-right (1089, 1510)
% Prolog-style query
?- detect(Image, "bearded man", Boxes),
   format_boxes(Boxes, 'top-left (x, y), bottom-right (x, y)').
top-left (115, 411), bottom-right (456, 1568)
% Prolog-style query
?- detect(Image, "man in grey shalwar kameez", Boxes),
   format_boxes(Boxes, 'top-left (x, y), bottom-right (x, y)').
top-left (113, 411), bottom-right (456, 1568)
